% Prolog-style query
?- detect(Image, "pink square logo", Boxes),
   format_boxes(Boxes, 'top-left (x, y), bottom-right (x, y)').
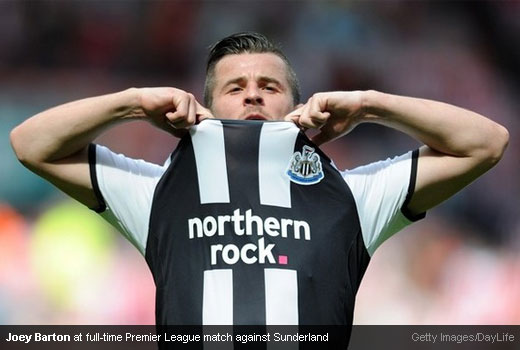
top-left (278, 255), bottom-right (288, 265)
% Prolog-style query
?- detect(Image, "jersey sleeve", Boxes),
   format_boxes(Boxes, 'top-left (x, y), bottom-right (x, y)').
top-left (341, 149), bottom-right (425, 256)
top-left (88, 143), bottom-right (166, 255)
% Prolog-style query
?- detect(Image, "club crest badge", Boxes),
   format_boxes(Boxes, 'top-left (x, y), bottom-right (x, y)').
top-left (286, 145), bottom-right (324, 185)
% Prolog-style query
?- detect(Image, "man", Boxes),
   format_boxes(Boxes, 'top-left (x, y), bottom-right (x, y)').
top-left (10, 32), bottom-right (508, 339)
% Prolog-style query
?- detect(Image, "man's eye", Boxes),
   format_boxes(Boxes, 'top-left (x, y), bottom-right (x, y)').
top-left (264, 86), bottom-right (277, 92)
top-left (229, 87), bottom-right (242, 93)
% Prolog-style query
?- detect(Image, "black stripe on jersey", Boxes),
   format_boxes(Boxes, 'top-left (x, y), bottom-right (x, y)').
top-left (222, 120), bottom-right (267, 325)
top-left (232, 268), bottom-right (266, 325)
top-left (147, 135), bottom-right (205, 325)
top-left (401, 149), bottom-right (426, 222)
top-left (222, 119), bottom-right (263, 206)
top-left (88, 143), bottom-right (107, 213)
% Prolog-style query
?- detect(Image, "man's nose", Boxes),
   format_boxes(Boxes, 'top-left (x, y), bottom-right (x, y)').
top-left (244, 87), bottom-right (264, 106)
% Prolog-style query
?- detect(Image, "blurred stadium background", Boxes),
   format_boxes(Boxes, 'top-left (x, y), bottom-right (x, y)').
top-left (1, 1), bottom-right (519, 324)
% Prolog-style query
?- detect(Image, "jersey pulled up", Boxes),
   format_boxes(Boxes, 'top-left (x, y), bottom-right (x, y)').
top-left (89, 119), bottom-right (424, 326)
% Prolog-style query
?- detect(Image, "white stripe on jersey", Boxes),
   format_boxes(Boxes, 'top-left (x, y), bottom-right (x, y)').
top-left (258, 123), bottom-right (299, 208)
top-left (191, 121), bottom-right (230, 204)
top-left (264, 268), bottom-right (299, 325)
top-left (203, 269), bottom-right (233, 325)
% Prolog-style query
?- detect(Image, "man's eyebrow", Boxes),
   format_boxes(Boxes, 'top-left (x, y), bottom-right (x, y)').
top-left (221, 76), bottom-right (284, 89)
top-left (258, 76), bottom-right (283, 87)
top-left (221, 77), bottom-right (246, 89)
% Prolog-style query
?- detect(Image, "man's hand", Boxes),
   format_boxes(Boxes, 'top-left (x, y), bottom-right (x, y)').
top-left (284, 91), bottom-right (365, 145)
top-left (138, 87), bottom-right (214, 137)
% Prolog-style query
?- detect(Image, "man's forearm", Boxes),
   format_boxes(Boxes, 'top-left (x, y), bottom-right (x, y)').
top-left (10, 88), bottom-right (142, 164)
top-left (361, 90), bottom-right (509, 162)
top-left (9, 86), bottom-right (207, 209)
top-left (284, 89), bottom-right (509, 215)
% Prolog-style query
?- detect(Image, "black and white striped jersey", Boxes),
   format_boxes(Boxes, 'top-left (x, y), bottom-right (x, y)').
top-left (89, 119), bottom-right (424, 326)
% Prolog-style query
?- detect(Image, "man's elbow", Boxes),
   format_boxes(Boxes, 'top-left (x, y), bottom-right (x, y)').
top-left (10, 124), bottom-right (38, 167)
top-left (481, 123), bottom-right (509, 168)
top-left (10, 126), bottom-right (27, 163)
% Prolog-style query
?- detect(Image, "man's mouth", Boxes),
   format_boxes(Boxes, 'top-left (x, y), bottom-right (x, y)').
top-left (245, 114), bottom-right (267, 121)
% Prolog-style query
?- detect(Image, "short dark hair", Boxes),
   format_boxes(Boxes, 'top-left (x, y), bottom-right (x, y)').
top-left (203, 32), bottom-right (300, 107)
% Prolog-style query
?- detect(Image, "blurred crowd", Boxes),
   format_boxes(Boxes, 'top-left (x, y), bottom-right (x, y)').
top-left (0, 1), bottom-right (518, 324)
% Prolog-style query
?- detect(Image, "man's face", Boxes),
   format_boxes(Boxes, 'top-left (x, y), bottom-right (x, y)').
top-left (210, 53), bottom-right (295, 121)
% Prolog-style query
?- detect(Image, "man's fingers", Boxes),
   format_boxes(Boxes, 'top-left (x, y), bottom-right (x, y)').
top-left (197, 114), bottom-right (210, 123)
top-left (307, 95), bottom-right (330, 128)
top-left (310, 95), bottom-right (321, 116)
top-left (285, 95), bottom-right (333, 130)
top-left (298, 99), bottom-right (330, 129)
top-left (284, 115), bottom-right (300, 124)
top-left (195, 102), bottom-right (215, 123)
top-left (284, 114), bottom-right (308, 132)
top-left (167, 94), bottom-right (189, 124)
top-left (186, 94), bottom-right (196, 127)
top-left (284, 105), bottom-right (304, 122)
top-left (303, 111), bottom-right (330, 129)
top-left (165, 93), bottom-right (203, 129)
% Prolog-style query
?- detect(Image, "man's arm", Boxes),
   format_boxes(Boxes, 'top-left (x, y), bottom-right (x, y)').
top-left (10, 87), bottom-right (212, 209)
top-left (285, 90), bottom-right (509, 216)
